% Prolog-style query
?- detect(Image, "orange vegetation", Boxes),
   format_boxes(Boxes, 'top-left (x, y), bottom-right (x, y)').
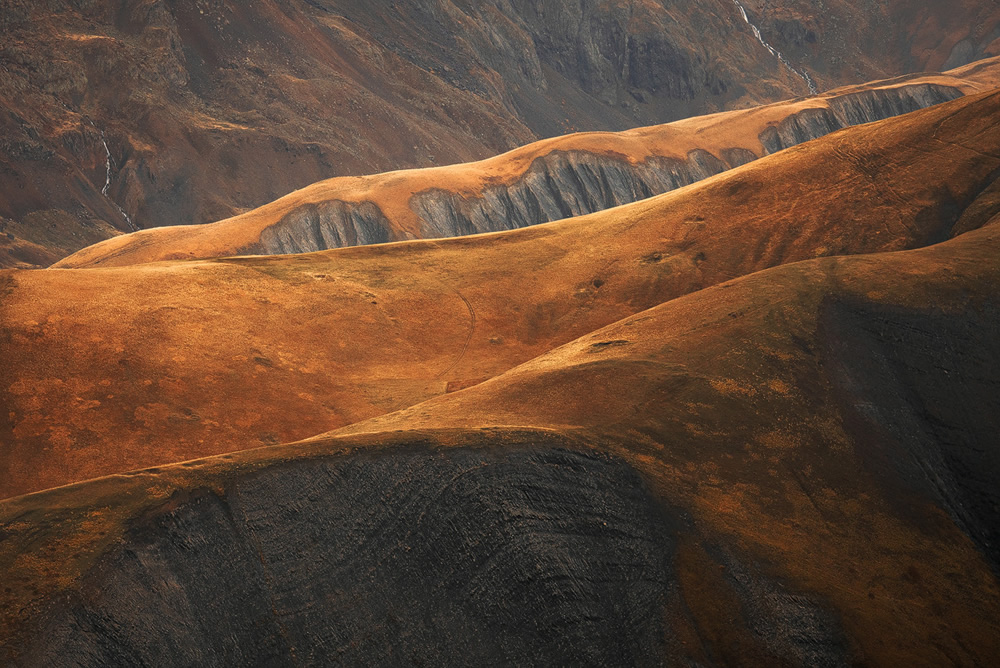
top-left (2, 89), bottom-right (998, 499)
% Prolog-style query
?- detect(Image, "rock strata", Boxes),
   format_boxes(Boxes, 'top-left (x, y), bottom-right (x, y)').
top-left (258, 201), bottom-right (393, 255)
top-left (760, 83), bottom-right (962, 153)
top-left (12, 441), bottom-right (849, 667)
top-left (254, 83), bottom-right (964, 253)
top-left (18, 446), bottom-right (679, 666)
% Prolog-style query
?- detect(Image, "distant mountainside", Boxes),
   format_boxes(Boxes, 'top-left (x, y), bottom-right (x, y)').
top-left (2, 0), bottom-right (998, 267)
top-left (54, 58), bottom-right (1000, 269)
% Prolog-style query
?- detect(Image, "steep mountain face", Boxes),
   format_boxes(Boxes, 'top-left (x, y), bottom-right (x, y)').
top-left (755, 0), bottom-right (1000, 79)
top-left (56, 60), bottom-right (1000, 269)
top-left (2, 90), bottom-right (998, 500)
top-left (2, 0), bottom-right (998, 267)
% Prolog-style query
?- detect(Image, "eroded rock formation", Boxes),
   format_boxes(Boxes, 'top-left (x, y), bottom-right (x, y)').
top-left (760, 83), bottom-right (962, 153)
top-left (253, 82), bottom-right (965, 255)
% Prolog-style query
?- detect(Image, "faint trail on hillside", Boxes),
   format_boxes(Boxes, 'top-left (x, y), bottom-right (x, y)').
top-left (732, 0), bottom-right (818, 95)
top-left (436, 290), bottom-right (477, 380)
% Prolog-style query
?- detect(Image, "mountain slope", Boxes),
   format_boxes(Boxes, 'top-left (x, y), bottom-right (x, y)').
top-left (2, 1), bottom-right (999, 268)
top-left (2, 203), bottom-right (999, 667)
top-left (2, 89), bottom-right (999, 499)
top-left (54, 58), bottom-right (1000, 269)
top-left (330, 215), bottom-right (1000, 666)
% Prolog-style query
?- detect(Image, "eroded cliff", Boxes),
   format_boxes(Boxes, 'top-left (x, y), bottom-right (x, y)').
top-left (251, 82), bottom-right (964, 256)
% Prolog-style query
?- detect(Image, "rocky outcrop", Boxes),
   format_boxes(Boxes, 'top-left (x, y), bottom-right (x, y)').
top-left (759, 83), bottom-right (962, 153)
top-left (406, 84), bottom-right (962, 242)
top-left (257, 201), bottom-right (393, 255)
top-left (413, 149), bottom-right (750, 239)
top-left (254, 145), bottom-right (756, 253)
top-left (251, 83), bottom-right (966, 253)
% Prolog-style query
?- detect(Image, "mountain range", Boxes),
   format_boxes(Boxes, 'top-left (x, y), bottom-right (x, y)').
top-left (2, 3), bottom-right (1000, 666)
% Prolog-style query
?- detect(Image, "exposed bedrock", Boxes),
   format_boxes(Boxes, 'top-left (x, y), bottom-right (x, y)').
top-left (255, 83), bottom-right (962, 254)
top-left (412, 148), bottom-right (750, 239)
top-left (256, 200), bottom-right (393, 255)
top-left (17, 444), bottom-right (848, 667)
top-left (759, 84), bottom-right (963, 153)
top-left (411, 82), bottom-right (959, 241)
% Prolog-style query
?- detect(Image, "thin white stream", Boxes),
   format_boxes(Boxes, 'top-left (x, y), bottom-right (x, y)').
top-left (732, 0), bottom-right (818, 95)
top-left (91, 121), bottom-right (138, 231)
top-left (99, 129), bottom-right (113, 196)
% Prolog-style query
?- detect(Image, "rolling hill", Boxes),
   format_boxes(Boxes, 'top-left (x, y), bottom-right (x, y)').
top-left (2, 114), bottom-right (999, 666)
top-left (2, 88), bottom-right (998, 500)
top-left (54, 56), bottom-right (1000, 268)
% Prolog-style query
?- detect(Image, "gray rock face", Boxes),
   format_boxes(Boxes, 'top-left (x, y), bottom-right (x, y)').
top-left (412, 148), bottom-right (741, 239)
top-left (410, 84), bottom-right (960, 241)
top-left (255, 83), bottom-right (961, 254)
top-left (257, 201), bottom-right (393, 255)
top-left (759, 83), bottom-right (962, 154)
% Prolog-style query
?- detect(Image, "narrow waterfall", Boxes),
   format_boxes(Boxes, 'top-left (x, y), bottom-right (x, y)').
top-left (732, 0), bottom-right (818, 94)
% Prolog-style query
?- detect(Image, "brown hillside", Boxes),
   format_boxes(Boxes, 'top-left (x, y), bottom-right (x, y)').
top-left (2, 90), bottom-right (999, 499)
top-left (3, 1), bottom-right (999, 268)
top-left (2, 198), bottom-right (999, 666)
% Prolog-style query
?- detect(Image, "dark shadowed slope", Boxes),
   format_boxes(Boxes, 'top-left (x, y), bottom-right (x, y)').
top-left (2, 211), bottom-right (999, 667)
top-left (2, 90), bottom-right (999, 499)
top-left (55, 58), bottom-right (1000, 269)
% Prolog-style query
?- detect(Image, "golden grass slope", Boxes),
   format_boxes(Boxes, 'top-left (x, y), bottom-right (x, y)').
top-left (54, 57), bottom-right (1000, 269)
top-left (2, 205), bottom-right (999, 666)
top-left (2, 89), bottom-right (999, 499)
